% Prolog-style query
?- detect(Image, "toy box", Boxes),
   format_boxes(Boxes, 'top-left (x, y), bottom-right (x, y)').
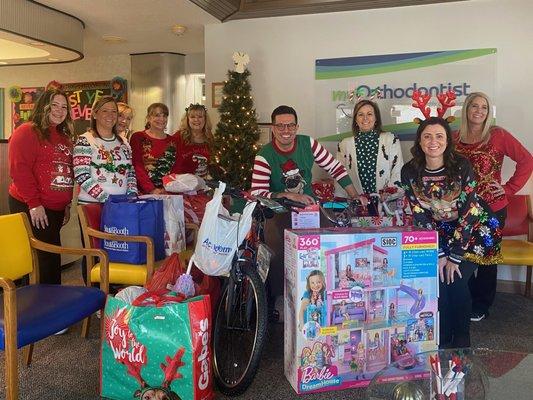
top-left (284, 227), bottom-right (438, 395)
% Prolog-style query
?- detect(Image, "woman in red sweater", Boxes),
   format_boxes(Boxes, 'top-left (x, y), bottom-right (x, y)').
top-left (8, 88), bottom-right (75, 284)
top-left (130, 103), bottom-right (177, 194)
top-left (454, 91), bottom-right (533, 322)
top-left (173, 103), bottom-right (213, 178)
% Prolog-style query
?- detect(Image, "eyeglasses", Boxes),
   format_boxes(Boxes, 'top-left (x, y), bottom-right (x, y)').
top-left (273, 123), bottom-right (297, 131)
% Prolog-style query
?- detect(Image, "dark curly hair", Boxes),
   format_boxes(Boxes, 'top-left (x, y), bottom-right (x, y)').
top-left (410, 117), bottom-right (461, 185)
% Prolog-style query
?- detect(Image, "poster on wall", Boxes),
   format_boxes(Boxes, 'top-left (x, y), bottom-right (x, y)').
top-left (314, 48), bottom-right (497, 142)
top-left (10, 86), bottom-right (45, 131)
top-left (63, 78), bottom-right (128, 135)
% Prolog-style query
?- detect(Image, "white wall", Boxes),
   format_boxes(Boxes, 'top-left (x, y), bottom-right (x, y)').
top-left (205, 0), bottom-right (533, 282)
top-left (0, 54), bottom-right (131, 137)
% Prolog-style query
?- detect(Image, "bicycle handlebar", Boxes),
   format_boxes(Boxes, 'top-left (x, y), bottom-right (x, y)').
top-left (205, 181), bottom-right (306, 211)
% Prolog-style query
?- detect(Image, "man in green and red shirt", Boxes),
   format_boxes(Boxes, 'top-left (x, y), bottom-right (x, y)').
top-left (251, 105), bottom-right (366, 321)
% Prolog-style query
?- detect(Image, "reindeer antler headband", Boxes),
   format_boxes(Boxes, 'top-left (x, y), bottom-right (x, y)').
top-left (411, 90), bottom-right (456, 123)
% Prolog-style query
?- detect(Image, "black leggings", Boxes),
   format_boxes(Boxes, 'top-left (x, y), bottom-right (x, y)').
top-left (9, 195), bottom-right (65, 284)
top-left (439, 259), bottom-right (477, 348)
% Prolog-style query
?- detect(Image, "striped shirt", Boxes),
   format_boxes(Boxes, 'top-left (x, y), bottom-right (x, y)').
top-left (251, 135), bottom-right (351, 198)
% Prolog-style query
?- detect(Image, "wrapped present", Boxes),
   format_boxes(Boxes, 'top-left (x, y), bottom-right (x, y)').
top-left (312, 180), bottom-right (335, 202)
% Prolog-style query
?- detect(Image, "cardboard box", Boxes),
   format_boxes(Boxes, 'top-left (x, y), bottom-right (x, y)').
top-left (284, 227), bottom-right (438, 394)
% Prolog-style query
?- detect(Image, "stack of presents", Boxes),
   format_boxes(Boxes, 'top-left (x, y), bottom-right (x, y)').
top-left (284, 227), bottom-right (439, 394)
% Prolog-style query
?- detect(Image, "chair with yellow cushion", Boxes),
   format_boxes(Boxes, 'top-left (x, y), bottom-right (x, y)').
top-left (500, 194), bottom-right (533, 297)
top-left (0, 212), bottom-right (108, 400)
top-left (78, 203), bottom-right (166, 286)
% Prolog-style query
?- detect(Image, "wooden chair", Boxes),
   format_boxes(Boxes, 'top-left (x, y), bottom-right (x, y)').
top-left (78, 203), bottom-right (164, 287)
top-left (0, 212), bottom-right (108, 400)
top-left (500, 194), bottom-right (533, 297)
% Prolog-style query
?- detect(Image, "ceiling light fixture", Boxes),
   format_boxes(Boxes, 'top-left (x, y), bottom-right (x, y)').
top-left (29, 41), bottom-right (45, 46)
top-left (102, 35), bottom-right (126, 43)
top-left (171, 25), bottom-right (187, 36)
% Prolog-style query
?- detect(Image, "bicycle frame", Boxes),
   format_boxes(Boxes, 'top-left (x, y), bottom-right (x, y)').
top-left (224, 200), bottom-right (267, 330)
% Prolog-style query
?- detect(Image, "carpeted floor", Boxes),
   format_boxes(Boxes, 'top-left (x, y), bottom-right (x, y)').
top-left (1, 263), bottom-right (532, 400)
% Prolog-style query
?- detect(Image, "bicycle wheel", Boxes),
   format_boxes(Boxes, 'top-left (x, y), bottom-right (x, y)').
top-left (213, 263), bottom-right (268, 396)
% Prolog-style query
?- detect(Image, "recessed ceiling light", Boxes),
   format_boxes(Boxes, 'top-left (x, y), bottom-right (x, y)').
top-left (0, 61), bottom-right (8, 65)
top-left (29, 41), bottom-right (45, 46)
top-left (48, 57), bottom-right (60, 61)
top-left (102, 35), bottom-right (126, 43)
top-left (171, 25), bottom-right (187, 36)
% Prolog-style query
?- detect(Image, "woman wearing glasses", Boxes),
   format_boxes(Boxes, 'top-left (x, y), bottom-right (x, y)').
top-left (8, 88), bottom-right (75, 284)
top-left (337, 100), bottom-right (404, 209)
top-left (173, 103), bottom-right (213, 178)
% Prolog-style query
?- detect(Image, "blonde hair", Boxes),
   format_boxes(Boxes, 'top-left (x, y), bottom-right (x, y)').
top-left (179, 104), bottom-right (213, 144)
top-left (459, 92), bottom-right (495, 143)
top-left (117, 102), bottom-right (134, 118)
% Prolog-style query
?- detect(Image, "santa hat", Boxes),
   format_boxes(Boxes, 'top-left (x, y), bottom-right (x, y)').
top-left (281, 159), bottom-right (300, 177)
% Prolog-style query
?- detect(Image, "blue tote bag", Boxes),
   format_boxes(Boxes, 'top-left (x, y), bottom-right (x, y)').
top-left (101, 196), bottom-right (166, 264)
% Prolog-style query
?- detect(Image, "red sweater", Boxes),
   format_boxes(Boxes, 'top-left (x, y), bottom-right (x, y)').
top-left (130, 130), bottom-right (178, 193)
top-left (9, 122), bottom-right (74, 210)
top-left (454, 127), bottom-right (533, 211)
top-left (172, 131), bottom-right (210, 178)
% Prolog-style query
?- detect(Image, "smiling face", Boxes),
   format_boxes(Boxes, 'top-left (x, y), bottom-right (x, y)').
top-left (117, 109), bottom-right (133, 134)
top-left (48, 94), bottom-right (68, 126)
top-left (419, 123), bottom-right (448, 165)
top-left (355, 104), bottom-right (376, 132)
top-left (148, 107), bottom-right (168, 133)
top-left (272, 113), bottom-right (298, 151)
top-left (467, 96), bottom-right (489, 128)
top-left (309, 274), bottom-right (323, 292)
top-left (188, 109), bottom-right (206, 133)
top-left (94, 100), bottom-right (118, 133)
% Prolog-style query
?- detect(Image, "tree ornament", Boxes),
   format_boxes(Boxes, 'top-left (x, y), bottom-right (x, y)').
top-left (232, 52), bottom-right (250, 73)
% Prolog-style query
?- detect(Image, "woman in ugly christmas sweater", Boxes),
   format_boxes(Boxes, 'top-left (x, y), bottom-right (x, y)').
top-left (130, 103), bottom-right (178, 194)
top-left (9, 88), bottom-right (75, 284)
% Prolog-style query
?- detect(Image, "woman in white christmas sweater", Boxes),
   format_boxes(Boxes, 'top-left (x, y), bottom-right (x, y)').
top-left (73, 95), bottom-right (137, 204)
top-left (337, 100), bottom-right (404, 205)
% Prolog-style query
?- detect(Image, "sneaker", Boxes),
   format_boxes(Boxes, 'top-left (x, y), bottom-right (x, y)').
top-left (54, 328), bottom-right (68, 335)
top-left (470, 312), bottom-right (486, 322)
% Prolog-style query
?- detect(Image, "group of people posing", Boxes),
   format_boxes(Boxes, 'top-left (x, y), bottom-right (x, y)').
top-left (8, 89), bottom-right (212, 285)
top-left (250, 95), bottom-right (532, 348)
top-left (8, 87), bottom-right (533, 349)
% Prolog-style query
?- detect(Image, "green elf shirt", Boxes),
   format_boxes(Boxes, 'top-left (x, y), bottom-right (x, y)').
top-left (251, 135), bottom-right (352, 198)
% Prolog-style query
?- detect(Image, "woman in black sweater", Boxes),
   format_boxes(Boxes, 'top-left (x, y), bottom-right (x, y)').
top-left (401, 117), bottom-right (501, 348)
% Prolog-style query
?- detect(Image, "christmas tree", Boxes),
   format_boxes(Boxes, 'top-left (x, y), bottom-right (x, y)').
top-left (210, 66), bottom-right (260, 190)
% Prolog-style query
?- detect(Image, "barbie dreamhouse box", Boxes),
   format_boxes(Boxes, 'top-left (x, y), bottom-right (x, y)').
top-left (283, 227), bottom-right (439, 395)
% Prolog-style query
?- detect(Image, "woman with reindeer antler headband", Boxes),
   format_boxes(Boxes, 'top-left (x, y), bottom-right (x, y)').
top-left (400, 91), bottom-right (502, 348)
top-left (337, 96), bottom-right (404, 211)
top-left (172, 103), bottom-right (213, 178)
top-left (454, 92), bottom-right (532, 323)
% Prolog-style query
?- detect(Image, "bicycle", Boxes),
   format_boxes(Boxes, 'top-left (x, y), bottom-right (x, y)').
top-left (204, 182), bottom-right (305, 396)
top-left (320, 188), bottom-right (409, 227)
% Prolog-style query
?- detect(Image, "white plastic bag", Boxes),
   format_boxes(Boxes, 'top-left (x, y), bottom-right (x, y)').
top-left (192, 182), bottom-right (256, 276)
top-left (163, 173), bottom-right (206, 193)
top-left (140, 194), bottom-right (186, 255)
